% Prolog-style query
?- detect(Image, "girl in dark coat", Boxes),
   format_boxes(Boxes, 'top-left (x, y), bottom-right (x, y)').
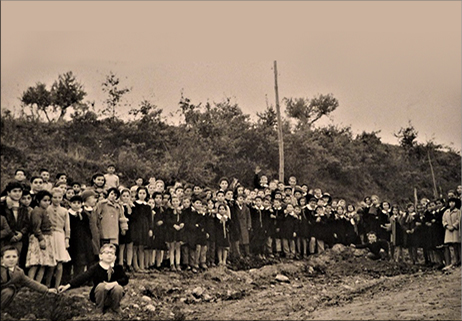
top-left (164, 196), bottom-right (185, 271)
top-left (151, 192), bottom-right (167, 269)
top-left (130, 187), bottom-right (152, 272)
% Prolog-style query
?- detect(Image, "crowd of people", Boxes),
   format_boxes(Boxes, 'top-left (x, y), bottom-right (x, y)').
top-left (1, 164), bottom-right (461, 314)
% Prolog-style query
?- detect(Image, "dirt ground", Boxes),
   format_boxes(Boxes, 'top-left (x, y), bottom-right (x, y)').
top-left (3, 245), bottom-right (461, 321)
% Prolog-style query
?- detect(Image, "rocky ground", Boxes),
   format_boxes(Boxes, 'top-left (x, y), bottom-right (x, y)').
top-left (3, 244), bottom-right (461, 321)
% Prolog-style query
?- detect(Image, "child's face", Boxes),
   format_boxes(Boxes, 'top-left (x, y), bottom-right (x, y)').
top-left (382, 202), bottom-right (390, 210)
top-left (156, 182), bottom-right (164, 192)
top-left (457, 185), bottom-right (462, 195)
top-left (41, 171), bottom-right (50, 182)
top-left (236, 196), bottom-right (244, 204)
top-left (31, 178), bottom-right (44, 192)
top-left (148, 198), bottom-right (155, 209)
top-left (225, 191), bottom-right (233, 200)
top-left (136, 178), bottom-right (144, 186)
top-left (85, 195), bottom-right (97, 207)
top-left (193, 186), bottom-right (202, 194)
top-left (299, 198), bottom-right (306, 206)
top-left (273, 200), bottom-right (282, 208)
top-left (337, 207), bottom-right (344, 215)
top-left (263, 199), bottom-right (271, 208)
top-left (107, 191), bottom-right (117, 202)
top-left (257, 190), bottom-right (265, 198)
top-left (94, 176), bottom-right (105, 187)
top-left (70, 200), bottom-right (82, 211)
top-left (171, 197), bottom-right (180, 208)
top-left (176, 188), bottom-right (184, 197)
top-left (66, 189), bottom-right (75, 200)
top-left (347, 205), bottom-right (354, 212)
top-left (260, 176), bottom-right (268, 185)
top-left (249, 191), bottom-right (256, 199)
top-left (58, 175), bottom-right (67, 184)
top-left (39, 196), bottom-right (51, 209)
top-left (286, 204), bottom-right (294, 212)
top-left (15, 171), bottom-right (26, 181)
top-left (449, 201), bottom-right (456, 209)
top-left (107, 166), bottom-right (116, 174)
top-left (99, 248), bottom-right (116, 264)
top-left (2, 249), bottom-right (19, 268)
top-left (193, 200), bottom-right (202, 210)
top-left (8, 187), bottom-right (23, 202)
top-left (72, 184), bottom-right (81, 193)
top-left (218, 206), bottom-right (227, 215)
top-left (255, 198), bottom-right (263, 207)
top-left (269, 181), bottom-right (277, 190)
top-left (367, 234), bottom-right (377, 243)
top-left (137, 189), bottom-right (147, 201)
top-left (288, 176), bottom-right (297, 186)
top-left (52, 193), bottom-right (63, 206)
top-left (147, 185), bottom-right (156, 196)
top-left (219, 180), bottom-right (229, 191)
top-left (295, 207), bottom-right (301, 214)
top-left (216, 193), bottom-right (225, 202)
top-left (277, 183), bottom-right (285, 190)
top-left (154, 194), bottom-right (163, 205)
top-left (182, 198), bottom-right (191, 208)
top-left (301, 185), bottom-right (308, 193)
top-left (59, 184), bottom-right (67, 194)
top-left (120, 191), bottom-right (131, 204)
top-left (20, 194), bottom-right (32, 207)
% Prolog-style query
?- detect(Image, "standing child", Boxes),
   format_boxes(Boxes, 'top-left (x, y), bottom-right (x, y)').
top-left (205, 199), bottom-right (217, 267)
top-left (104, 164), bottom-right (120, 190)
top-left (389, 205), bottom-right (404, 262)
top-left (45, 188), bottom-right (71, 289)
top-left (130, 187), bottom-right (151, 272)
top-left (0, 182), bottom-right (30, 263)
top-left (26, 190), bottom-right (56, 283)
top-left (66, 195), bottom-right (94, 282)
top-left (118, 189), bottom-right (134, 271)
top-left (442, 197), bottom-right (461, 269)
top-left (164, 196), bottom-right (185, 271)
top-left (151, 192), bottom-right (167, 269)
top-left (215, 204), bottom-right (230, 266)
top-left (58, 244), bottom-right (129, 317)
top-left (94, 188), bottom-right (127, 247)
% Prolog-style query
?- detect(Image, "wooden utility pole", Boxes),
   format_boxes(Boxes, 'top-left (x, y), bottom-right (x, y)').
top-left (427, 149), bottom-right (438, 199)
top-left (274, 61), bottom-right (284, 183)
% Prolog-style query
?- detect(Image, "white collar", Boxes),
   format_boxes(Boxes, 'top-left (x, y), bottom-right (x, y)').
top-left (135, 200), bottom-right (147, 205)
top-left (99, 261), bottom-right (115, 270)
top-left (68, 209), bottom-right (82, 216)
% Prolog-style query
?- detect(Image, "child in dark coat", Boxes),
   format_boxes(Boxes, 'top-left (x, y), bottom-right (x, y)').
top-left (351, 232), bottom-right (389, 260)
top-left (59, 243), bottom-right (129, 316)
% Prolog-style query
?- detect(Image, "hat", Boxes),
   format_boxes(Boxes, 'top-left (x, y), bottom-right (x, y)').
top-left (81, 189), bottom-right (97, 201)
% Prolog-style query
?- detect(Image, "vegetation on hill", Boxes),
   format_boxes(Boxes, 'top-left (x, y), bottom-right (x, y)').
top-left (1, 71), bottom-right (460, 206)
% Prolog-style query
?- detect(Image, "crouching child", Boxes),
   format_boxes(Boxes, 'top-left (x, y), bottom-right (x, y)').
top-left (351, 231), bottom-right (389, 260)
top-left (58, 243), bottom-right (129, 316)
top-left (1, 245), bottom-right (57, 310)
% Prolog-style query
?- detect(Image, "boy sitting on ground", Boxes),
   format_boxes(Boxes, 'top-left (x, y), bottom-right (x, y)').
top-left (58, 243), bottom-right (129, 316)
top-left (1, 245), bottom-right (57, 310)
top-left (351, 231), bottom-right (389, 260)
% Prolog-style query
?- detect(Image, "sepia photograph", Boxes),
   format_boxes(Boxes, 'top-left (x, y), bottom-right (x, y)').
top-left (1, 1), bottom-right (461, 320)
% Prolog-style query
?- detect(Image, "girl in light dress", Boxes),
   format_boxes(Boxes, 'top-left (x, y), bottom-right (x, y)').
top-left (45, 188), bottom-right (71, 289)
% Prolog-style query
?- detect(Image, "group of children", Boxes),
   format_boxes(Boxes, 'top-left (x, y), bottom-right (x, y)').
top-left (1, 165), bottom-right (461, 315)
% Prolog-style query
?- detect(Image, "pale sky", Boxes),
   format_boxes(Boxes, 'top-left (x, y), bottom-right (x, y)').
top-left (2, 1), bottom-right (461, 150)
